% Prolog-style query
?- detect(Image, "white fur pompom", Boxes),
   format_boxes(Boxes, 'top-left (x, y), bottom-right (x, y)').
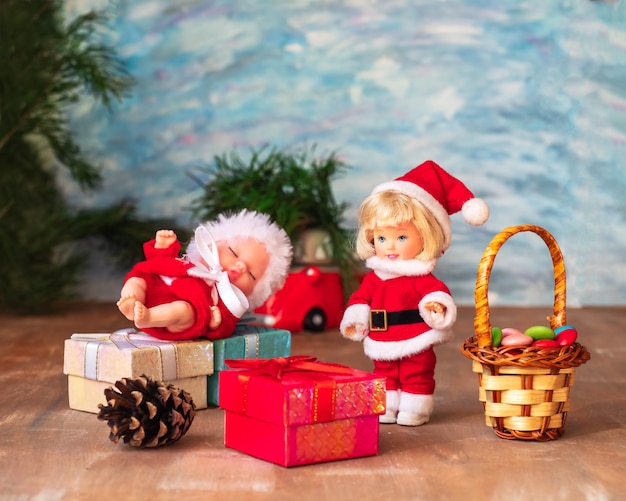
top-left (462, 198), bottom-right (489, 226)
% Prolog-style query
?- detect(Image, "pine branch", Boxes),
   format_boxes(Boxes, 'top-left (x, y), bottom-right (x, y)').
top-left (188, 145), bottom-right (360, 296)
top-left (63, 11), bottom-right (135, 110)
top-left (0, 3), bottom-right (134, 188)
top-left (0, 68), bottom-right (59, 152)
top-left (0, 0), bottom-right (142, 312)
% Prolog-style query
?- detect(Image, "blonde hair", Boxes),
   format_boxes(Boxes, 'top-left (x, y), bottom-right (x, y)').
top-left (355, 191), bottom-right (445, 261)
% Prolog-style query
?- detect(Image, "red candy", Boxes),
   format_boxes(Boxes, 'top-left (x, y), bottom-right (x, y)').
top-left (555, 326), bottom-right (578, 346)
top-left (532, 339), bottom-right (561, 349)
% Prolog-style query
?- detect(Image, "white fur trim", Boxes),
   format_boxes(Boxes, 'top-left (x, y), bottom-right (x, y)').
top-left (462, 198), bottom-right (489, 226)
top-left (397, 393), bottom-right (433, 425)
top-left (363, 327), bottom-right (453, 360)
top-left (188, 210), bottom-right (292, 309)
top-left (372, 180), bottom-right (452, 249)
top-left (419, 291), bottom-right (457, 330)
top-left (339, 303), bottom-right (370, 342)
top-left (365, 255), bottom-right (437, 278)
top-left (399, 392), bottom-right (434, 413)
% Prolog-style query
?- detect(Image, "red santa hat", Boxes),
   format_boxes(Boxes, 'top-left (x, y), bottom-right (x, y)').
top-left (371, 160), bottom-right (489, 250)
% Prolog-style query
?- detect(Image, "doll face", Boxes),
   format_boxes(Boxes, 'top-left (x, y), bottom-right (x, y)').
top-left (373, 223), bottom-right (424, 261)
top-left (216, 237), bottom-right (270, 296)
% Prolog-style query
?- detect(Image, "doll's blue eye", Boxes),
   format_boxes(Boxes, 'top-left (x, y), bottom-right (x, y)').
top-left (377, 236), bottom-right (385, 243)
top-left (398, 235), bottom-right (407, 242)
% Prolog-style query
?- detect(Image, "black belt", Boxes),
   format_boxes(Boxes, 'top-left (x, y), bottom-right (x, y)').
top-left (369, 309), bottom-right (424, 332)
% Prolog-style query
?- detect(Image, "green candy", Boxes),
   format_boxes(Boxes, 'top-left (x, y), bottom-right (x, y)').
top-left (524, 325), bottom-right (555, 340)
top-left (491, 327), bottom-right (503, 347)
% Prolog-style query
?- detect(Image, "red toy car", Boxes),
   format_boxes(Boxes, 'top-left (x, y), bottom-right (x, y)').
top-left (252, 266), bottom-right (346, 332)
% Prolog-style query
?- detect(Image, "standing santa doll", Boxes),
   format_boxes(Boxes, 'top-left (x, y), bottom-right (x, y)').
top-left (340, 161), bottom-right (489, 426)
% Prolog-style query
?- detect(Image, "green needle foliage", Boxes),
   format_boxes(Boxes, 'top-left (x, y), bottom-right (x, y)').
top-left (189, 145), bottom-right (360, 297)
top-left (0, 1), bottom-right (182, 313)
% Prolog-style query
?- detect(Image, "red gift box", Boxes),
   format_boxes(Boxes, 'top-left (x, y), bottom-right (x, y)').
top-left (219, 356), bottom-right (386, 467)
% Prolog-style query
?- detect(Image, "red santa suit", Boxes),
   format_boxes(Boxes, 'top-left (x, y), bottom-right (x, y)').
top-left (124, 236), bottom-right (248, 341)
top-left (340, 255), bottom-right (456, 395)
top-left (340, 160), bottom-right (488, 426)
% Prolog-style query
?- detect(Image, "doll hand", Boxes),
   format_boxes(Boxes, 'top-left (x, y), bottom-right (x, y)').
top-left (155, 229), bottom-right (177, 249)
top-left (341, 323), bottom-right (368, 342)
top-left (423, 301), bottom-right (445, 314)
top-left (208, 305), bottom-right (222, 330)
top-left (419, 295), bottom-right (456, 331)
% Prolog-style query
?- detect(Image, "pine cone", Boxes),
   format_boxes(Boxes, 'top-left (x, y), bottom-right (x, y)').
top-left (97, 375), bottom-right (196, 448)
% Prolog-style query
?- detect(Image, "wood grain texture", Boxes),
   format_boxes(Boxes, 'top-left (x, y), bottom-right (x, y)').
top-left (1, 303), bottom-right (624, 500)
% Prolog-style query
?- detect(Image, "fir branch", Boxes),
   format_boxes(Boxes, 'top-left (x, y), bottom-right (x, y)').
top-left (63, 11), bottom-right (135, 110)
top-left (0, 0), bottom-right (142, 312)
top-left (0, 2), bottom-right (134, 188)
top-left (188, 145), bottom-right (360, 297)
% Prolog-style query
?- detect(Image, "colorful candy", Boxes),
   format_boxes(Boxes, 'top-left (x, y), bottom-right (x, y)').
top-left (501, 327), bottom-right (525, 338)
top-left (489, 325), bottom-right (578, 349)
top-left (532, 339), bottom-right (561, 349)
top-left (524, 325), bottom-right (555, 340)
top-left (555, 325), bottom-right (578, 346)
top-left (491, 327), bottom-right (503, 347)
top-left (500, 332), bottom-right (534, 347)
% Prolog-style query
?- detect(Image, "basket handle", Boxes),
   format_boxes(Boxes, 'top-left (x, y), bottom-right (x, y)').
top-left (474, 225), bottom-right (567, 348)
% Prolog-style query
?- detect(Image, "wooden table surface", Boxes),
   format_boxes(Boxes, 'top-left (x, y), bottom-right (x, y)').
top-left (1, 303), bottom-right (624, 500)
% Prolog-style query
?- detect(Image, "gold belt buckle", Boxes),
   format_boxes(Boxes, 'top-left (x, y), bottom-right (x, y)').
top-left (369, 309), bottom-right (388, 332)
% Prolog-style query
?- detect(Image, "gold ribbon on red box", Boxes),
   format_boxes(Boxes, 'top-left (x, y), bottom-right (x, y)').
top-left (224, 356), bottom-right (356, 423)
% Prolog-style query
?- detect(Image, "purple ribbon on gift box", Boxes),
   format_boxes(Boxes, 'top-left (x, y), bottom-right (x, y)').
top-left (70, 328), bottom-right (180, 381)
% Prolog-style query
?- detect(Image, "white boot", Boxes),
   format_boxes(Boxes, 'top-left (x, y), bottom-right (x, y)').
top-left (397, 393), bottom-right (433, 426)
top-left (379, 389), bottom-right (400, 424)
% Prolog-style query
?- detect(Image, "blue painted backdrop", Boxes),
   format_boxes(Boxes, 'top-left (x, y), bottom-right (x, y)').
top-left (64, 0), bottom-right (626, 307)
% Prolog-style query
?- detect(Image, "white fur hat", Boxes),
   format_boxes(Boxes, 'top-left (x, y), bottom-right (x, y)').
top-left (189, 210), bottom-right (292, 309)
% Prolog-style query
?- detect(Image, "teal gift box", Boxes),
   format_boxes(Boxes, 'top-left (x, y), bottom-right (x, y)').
top-left (207, 323), bottom-right (291, 406)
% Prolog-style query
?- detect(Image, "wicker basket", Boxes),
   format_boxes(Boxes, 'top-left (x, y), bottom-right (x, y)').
top-left (461, 225), bottom-right (590, 441)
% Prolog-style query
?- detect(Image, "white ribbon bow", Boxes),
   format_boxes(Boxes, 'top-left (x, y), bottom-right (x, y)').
top-left (187, 226), bottom-right (224, 283)
top-left (186, 226), bottom-right (249, 318)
